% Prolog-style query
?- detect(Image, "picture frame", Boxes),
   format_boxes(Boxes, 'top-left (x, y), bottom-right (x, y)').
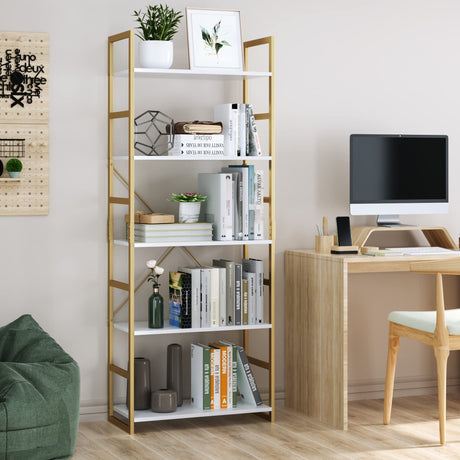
top-left (186, 8), bottom-right (243, 71)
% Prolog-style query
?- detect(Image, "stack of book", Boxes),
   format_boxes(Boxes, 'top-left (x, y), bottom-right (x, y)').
top-left (168, 121), bottom-right (224, 156)
top-left (190, 341), bottom-right (262, 411)
top-left (198, 167), bottom-right (264, 241)
top-left (169, 257), bottom-right (264, 329)
top-left (133, 222), bottom-right (213, 243)
top-left (214, 103), bottom-right (262, 157)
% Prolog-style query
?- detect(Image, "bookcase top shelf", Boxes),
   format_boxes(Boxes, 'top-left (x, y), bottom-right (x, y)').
top-left (114, 239), bottom-right (272, 248)
top-left (114, 321), bottom-right (272, 336)
top-left (113, 155), bottom-right (272, 161)
top-left (114, 68), bottom-right (271, 79)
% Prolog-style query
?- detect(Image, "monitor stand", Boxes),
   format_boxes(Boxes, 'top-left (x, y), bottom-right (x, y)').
top-left (376, 215), bottom-right (401, 227)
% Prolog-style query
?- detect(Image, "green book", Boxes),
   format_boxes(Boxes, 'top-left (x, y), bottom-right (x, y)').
top-left (191, 343), bottom-right (211, 410)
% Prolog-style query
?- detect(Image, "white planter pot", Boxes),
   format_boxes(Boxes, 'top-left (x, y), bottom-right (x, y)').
top-left (178, 202), bottom-right (201, 223)
top-left (139, 40), bottom-right (173, 69)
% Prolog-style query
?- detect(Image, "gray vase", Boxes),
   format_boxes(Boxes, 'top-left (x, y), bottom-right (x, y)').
top-left (167, 344), bottom-right (183, 406)
top-left (126, 357), bottom-right (151, 410)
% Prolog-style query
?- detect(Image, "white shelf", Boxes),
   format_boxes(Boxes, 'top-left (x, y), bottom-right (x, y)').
top-left (114, 239), bottom-right (272, 248)
top-left (114, 399), bottom-right (271, 423)
top-left (114, 321), bottom-right (272, 336)
top-left (113, 155), bottom-right (272, 161)
top-left (115, 68), bottom-right (271, 79)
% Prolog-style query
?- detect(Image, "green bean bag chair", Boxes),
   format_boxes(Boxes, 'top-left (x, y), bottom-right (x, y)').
top-left (0, 314), bottom-right (80, 459)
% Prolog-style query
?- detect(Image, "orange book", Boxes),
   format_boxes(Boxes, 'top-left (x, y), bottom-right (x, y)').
top-left (209, 343), bottom-right (228, 409)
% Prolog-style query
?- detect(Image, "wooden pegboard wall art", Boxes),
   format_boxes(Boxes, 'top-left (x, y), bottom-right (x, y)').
top-left (0, 31), bottom-right (49, 215)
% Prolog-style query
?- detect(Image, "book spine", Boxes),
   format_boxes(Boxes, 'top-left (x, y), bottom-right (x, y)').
top-left (203, 346), bottom-right (211, 410)
top-left (254, 170), bottom-right (264, 240)
top-left (214, 104), bottom-right (237, 156)
top-left (209, 268), bottom-right (219, 328)
top-left (231, 344), bottom-right (237, 408)
top-left (226, 263), bottom-right (235, 325)
top-left (169, 148), bottom-right (225, 156)
top-left (237, 346), bottom-right (262, 406)
top-left (226, 345), bottom-right (233, 409)
top-left (234, 263), bottom-right (242, 326)
top-left (211, 347), bottom-right (220, 409)
top-left (210, 346), bottom-right (215, 409)
top-left (242, 279), bottom-right (248, 325)
top-left (220, 346), bottom-right (228, 408)
top-left (247, 104), bottom-right (262, 156)
top-left (223, 173), bottom-right (233, 241)
top-left (238, 103), bottom-right (247, 157)
top-left (200, 268), bottom-right (210, 328)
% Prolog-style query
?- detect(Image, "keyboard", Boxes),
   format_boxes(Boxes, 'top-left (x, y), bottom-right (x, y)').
top-left (385, 246), bottom-right (458, 256)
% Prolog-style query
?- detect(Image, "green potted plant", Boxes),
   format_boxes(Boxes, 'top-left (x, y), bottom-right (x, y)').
top-left (133, 4), bottom-right (183, 69)
top-left (169, 192), bottom-right (206, 223)
top-left (6, 158), bottom-right (22, 178)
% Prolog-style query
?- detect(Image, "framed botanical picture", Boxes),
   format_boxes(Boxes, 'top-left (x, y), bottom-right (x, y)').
top-left (186, 8), bottom-right (243, 71)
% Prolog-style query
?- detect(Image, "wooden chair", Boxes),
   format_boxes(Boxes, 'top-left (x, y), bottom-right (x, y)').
top-left (383, 257), bottom-right (460, 445)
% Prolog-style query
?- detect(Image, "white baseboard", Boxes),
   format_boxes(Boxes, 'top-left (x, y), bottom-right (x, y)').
top-left (79, 400), bottom-right (107, 422)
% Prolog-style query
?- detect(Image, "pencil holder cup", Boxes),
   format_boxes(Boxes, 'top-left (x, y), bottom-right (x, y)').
top-left (315, 235), bottom-right (334, 254)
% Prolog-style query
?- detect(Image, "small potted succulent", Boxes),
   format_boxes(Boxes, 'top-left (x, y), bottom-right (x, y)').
top-left (133, 4), bottom-right (183, 69)
top-left (169, 192), bottom-right (206, 223)
top-left (6, 158), bottom-right (23, 178)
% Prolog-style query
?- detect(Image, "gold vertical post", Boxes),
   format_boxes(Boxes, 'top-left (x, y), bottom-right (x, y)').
top-left (127, 29), bottom-right (135, 435)
top-left (107, 35), bottom-right (114, 421)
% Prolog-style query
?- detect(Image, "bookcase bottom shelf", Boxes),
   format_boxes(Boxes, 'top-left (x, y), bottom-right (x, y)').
top-left (114, 400), bottom-right (271, 423)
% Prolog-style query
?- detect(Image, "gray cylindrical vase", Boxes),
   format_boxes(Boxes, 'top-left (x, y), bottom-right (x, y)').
top-left (167, 343), bottom-right (183, 406)
top-left (126, 357), bottom-right (151, 410)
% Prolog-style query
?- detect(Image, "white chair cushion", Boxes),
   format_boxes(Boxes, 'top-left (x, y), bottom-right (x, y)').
top-left (389, 308), bottom-right (460, 335)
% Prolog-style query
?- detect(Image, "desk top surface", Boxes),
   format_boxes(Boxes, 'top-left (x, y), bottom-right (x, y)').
top-left (285, 249), bottom-right (460, 274)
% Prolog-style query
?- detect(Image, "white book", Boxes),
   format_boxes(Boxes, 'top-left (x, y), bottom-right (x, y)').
top-left (190, 343), bottom-right (211, 410)
top-left (210, 346), bottom-right (221, 410)
top-left (198, 173), bottom-right (233, 241)
top-left (225, 166), bottom-right (249, 240)
top-left (213, 266), bottom-right (226, 326)
top-left (214, 103), bottom-right (238, 156)
top-left (169, 134), bottom-right (225, 156)
top-left (200, 268), bottom-right (210, 327)
top-left (243, 271), bottom-right (256, 325)
top-left (208, 267), bottom-right (220, 328)
top-left (247, 104), bottom-right (262, 156)
top-left (238, 103), bottom-right (247, 157)
top-left (213, 259), bottom-right (235, 326)
top-left (254, 169), bottom-right (264, 240)
top-left (178, 267), bottom-right (201, 329)
top-left (242, 258), bottom-right (264, 324)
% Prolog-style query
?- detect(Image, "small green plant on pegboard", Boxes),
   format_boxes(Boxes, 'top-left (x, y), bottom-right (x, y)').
top-left (6, 158), bottom-right (23, 178)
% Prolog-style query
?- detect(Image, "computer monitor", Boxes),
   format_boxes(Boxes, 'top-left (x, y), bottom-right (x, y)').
top-left (350, 134), bottom-right (448, 226)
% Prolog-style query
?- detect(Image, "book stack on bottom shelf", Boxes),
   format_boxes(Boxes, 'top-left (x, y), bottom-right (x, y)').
top-left (113, 342), bottom-right (270, 423)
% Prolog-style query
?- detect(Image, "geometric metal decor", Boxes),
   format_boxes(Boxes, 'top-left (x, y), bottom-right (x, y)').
top-left (134, 110), bottom-right (174, 156)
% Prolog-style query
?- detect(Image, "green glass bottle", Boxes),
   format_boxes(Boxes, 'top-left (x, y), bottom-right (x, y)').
top-left (148, 286), bottom-right (164, 328)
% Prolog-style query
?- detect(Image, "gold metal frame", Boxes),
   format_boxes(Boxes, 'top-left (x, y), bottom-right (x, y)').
top-left (108, 31), bottom-right (275, 433)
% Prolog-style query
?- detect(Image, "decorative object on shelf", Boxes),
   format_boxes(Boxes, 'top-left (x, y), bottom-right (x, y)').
top-left (186, 8), bottom-right (243, 71)
top-left (126, 357), bottom-right (151, 410)
top-left (169, 192), bottom-right (207, 223)
top-left (167, 343), bottom-right (183, 406)
top-left (6, 158), bottom-right (22, 178)
top-left (147, 259), bottom-right (165, 328)
top-left (151, 388), bottom-right (177, 412)
top-left (134, 110), bottom-right (174, 156)
top-left (134, 4), bottom-right (183, 68)
top-left (0, 159), bottom-right (3, 176)
top-left (0, 139), bottom-right (25, 158)
top-left (174, 121), bottom-right (223, 135)
top-left (125, 211), bottom-right (175, 224)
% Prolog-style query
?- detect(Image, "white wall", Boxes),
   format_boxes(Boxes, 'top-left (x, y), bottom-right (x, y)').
top-left (1, 0), bottom-right (460, 414)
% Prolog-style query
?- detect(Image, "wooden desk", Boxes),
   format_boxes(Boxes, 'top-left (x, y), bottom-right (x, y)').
top-left (284, 249), bottom-right (460, 429)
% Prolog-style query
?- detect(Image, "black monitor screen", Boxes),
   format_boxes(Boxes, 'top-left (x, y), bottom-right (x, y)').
top-left (350, 135), bottom-right (448, 203)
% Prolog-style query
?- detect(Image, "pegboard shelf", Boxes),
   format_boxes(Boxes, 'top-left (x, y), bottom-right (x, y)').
top-left (0, 178), bottom-right (20, 182)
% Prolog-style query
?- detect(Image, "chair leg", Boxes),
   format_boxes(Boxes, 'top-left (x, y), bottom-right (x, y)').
top-left (383, 323), bottom-right (399, 425)
top-left (434, 346), bottom-right (450, 445)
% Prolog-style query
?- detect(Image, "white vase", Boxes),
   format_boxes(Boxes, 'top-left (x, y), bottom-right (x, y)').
top-left (139, 40), bottom-right (173, 69)
top-left (178, 202), bottom-right (201, 223)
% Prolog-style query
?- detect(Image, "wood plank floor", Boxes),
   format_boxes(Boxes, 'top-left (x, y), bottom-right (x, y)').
top-left (73, 394), bottom-right (460, 459)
